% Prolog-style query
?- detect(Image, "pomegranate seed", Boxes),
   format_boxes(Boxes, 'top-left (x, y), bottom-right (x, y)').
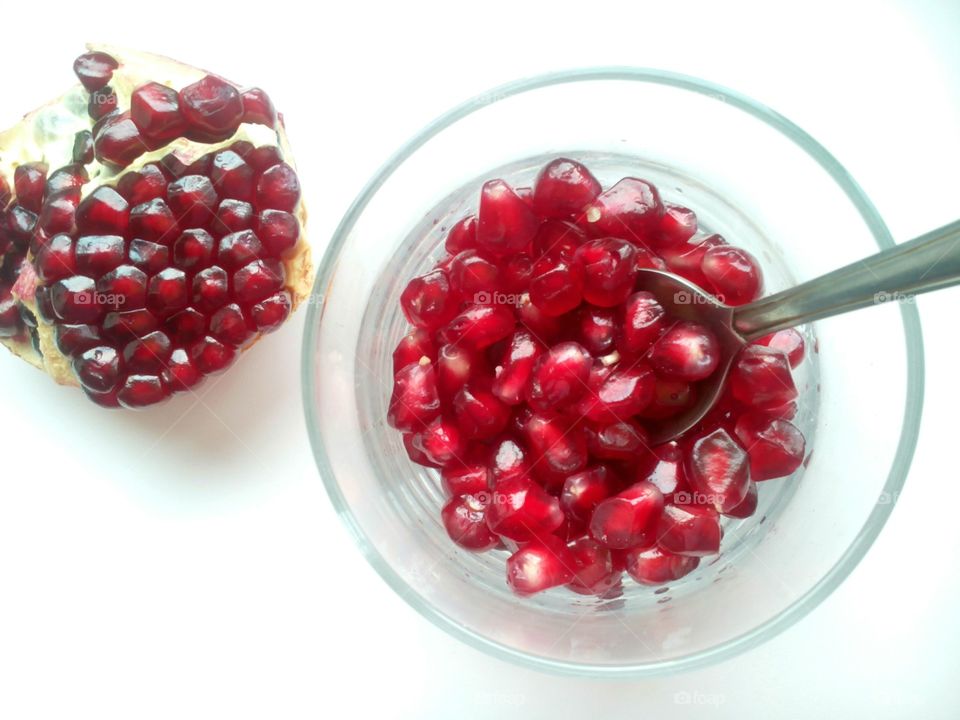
top-left (491, 329), bottom-right (541, 405)
top-left (55, 323), bottom-right (101, 356)
top-left (255, 209), bottom-right (299, 256)
top-left (436, 343), bottom-right (488, 398)
top-left (178, 75), bottom-right (243, 141)
top-left (14, 163), bottom-right (47, 213)
top-left (656, 503), bottom-right (722, 557)
top-left (724, 482), bottom-right (758, 519)
top-left (619, 291), bottom-right (666, 356)
top-left (38, 195), bottom-right (78, 236)
top-left (189, 336), bottom-right (236, 374)
top-left (411, 416), bottom-right (465, 466)
top-left (577, 363), bottom-right (656, 422)
top-left (514, 292), bottom-right (563, 340)
top-left (639, 375), bottom-right (697, 419)
top-left (561, 465), bottom-right (615, 521)
top-left (214, 200), bottom-right (255, 235)
top-left (51, 276), bottom-right (102, 323)
top-left (393, 329), bottom-right (435, 374)
top-left (445, 216), bottom-right (477, 254)
top-left (251, 292), bottom-right (292, 333)
top-left (256, 163), bottom-right (301, 212)
top-left (634, 247), bottom-right (668, 271)
top-left (247, 146), bottom-right (283, 173)
top-left (73, 131), bottom-right (95, 165)
top-left (453, 385), bottom-right (510, 440)
top-left (448, 250), bottom-right (499, 297)
top-left (529, 254), bottom-right (583, 316)
top-left (73, 345), bottom-right (120, 392)
top-left (580, 178), bottom-right (663, 244)
top-left (487, 476), bottom-right (564, 541)
top-left (624, 546), bottom-right (699, 585)
top-left (532, 219), bottom-right (587, 259)
top-left (702, 245), bottom-right (763, 305)
top-left (567, 537), bottom-right (622, 596)
top-left (122, 330), bottom-right (172, 373)
top-left (734, 412), bottom-right (806, 481)
top-left (526, 341), bottom-right (591, 410)
top-left (586, 418), bottom-right (648, 461)
top-left (35, 234), bottom-right (77, 283)
top-left (501, 253), bottom-right (533, 293)
top-left (128, 239), bottom-right (169, 274)
top-left (441, 463), bottom-right (490, 496)
top-left (129, 199), bottom-right (178, 243)
top-left (439, 304), bottom-right (515, 349)
top-left (97, 265), bottom-right (148, 310)
top-left (589, 481), bottom-right (663, 550)
top-left (73, 52), bottom-right (118, 91)
top-left (94, 113), bottom-right (144, 166)
top-left (217, 229), bottom-right (264, 269)
top-left (729, 345), bottom-right (798, 409)
top-left (506, 536), bottom-right (575, 595)
top-left (401, 432), bottom-right (439, 468)
top-left (206, 150), bottom-right (255, 202)
top-left (240, 88), bottom-right (277, 126)
top-left (103, 309), bottom-right (159, 342)
top-left (0, 290), bottom-right (22, 338)
top-left (659, 234), bottom-right (726, 289)
top-left (532, 157), bottom-right (602, 219)
top-left (131, 82), bottom-right (186, 143)
top-left (657, 204), bottom-right (697, 246)
top-left (575, 305), bottom-right (617, 355)
top-left (88, 88), bottom-right (119, 122)
top-left (524, 412), bottom-right (588, 475)
top-left (173, 229), bottom-right (215, 270)
top-left (401, 268), bottom-right (458, 330)
top-left (687, 428), bottom-right (750, 513)
top-left (487, 436), bottom-right (531, 485)
top-left (75, 234), bottom-right (124, 278)
top-left (638, 441), bottom-right (690, 497)
top-left (649, 321), bottom-right (720, 381)
top-left (167, 175), bottom-right (217, 227)
top-left (574, 237), bottom-right (638, 307)
top-left (233, 259), bottom-right (284, 304)
top-left (146, 267), bottom-right (189, 316)
top-left (210, 303), bottom-right (254, 346)
top-left (475, 179), bottom-right (539, 257)
top-left (117, 374), bottom-right (168, 408)
top-left (442, 493), bottom-right (499, 551)
top-left (754, 328), bottom-right (805, 368)
top-left (387, 358), bottom-right (441, 432)
top-left (163, 348), bottom-right (202, 392)
top-left (46, 164), bottom-right (88, 198)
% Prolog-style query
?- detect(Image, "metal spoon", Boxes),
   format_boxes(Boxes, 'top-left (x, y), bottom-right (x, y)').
top-left (639, 218), bottom-right (960, 444)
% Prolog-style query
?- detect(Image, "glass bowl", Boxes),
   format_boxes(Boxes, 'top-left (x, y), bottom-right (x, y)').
top-left (302, 69), bottom-right (924, 677)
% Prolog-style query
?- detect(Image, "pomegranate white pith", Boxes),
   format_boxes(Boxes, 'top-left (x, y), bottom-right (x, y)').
top-left (387, 157), bottom-right (809, 597)
top-left (0, 45), bottom-right (312, 407)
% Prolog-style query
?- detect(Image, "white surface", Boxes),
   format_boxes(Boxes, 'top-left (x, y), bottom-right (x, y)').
top-left (0, 0), bottom-right (957, 717)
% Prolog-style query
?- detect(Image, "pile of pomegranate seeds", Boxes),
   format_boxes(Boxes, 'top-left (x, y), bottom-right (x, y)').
top-left (388, 158), bottom-right (809, 597)
top-left (0, 48), bottom-right (309, 408)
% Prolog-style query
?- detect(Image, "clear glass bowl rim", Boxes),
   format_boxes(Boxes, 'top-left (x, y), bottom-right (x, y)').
top-left (301, 67), bottom-right (925, 677)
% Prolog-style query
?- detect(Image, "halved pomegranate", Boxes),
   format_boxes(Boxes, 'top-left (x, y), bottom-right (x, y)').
top-left (0, 46), bottom-right (311, 408)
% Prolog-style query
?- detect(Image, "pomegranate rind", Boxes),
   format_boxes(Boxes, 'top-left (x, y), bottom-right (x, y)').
top-left (0, 45), bottom-right (312, 390)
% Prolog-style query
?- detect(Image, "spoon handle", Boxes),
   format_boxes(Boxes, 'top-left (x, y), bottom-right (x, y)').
top-left (733, 219), bottom-right (960, 340)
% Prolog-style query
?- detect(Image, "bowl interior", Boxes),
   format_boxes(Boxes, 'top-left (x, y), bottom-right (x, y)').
top-left (304, 72), bottom-right (921, 675)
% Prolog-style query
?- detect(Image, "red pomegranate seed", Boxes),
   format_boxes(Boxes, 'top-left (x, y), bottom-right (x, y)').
top-left (46, 164), bottom-right (88, 198)
top-left (754, 328), bottom-right (805, 367)
top-left (638, 375), bottom-right (697, 419)
top-left (402, 432), bottom-right (439, 468)
top-left (256, 163), bottom-right (301, 212)
top-left (729, 345), bottom-right (798, 409)
top-left (561, 465), bottom-right (616, 521)
top-left (255, 210), bottom-right (299, 256)
top-left (178, 75), bottom-right (243, 141)
top-left (54, 323), bottom-right (101, 356)
top-left (393, 328), bottom-right (435, 374)
top-left (75, 235), bottom-right (124, 278)
top-left (436, 343), bottom-right (488, 399)
top-left (501, 253), bottom-right (533, 293)
top-left (240, 88), bottom-right (277, 126)
top-left (167, 175), bottom-right (218, 227)
top-left (439, 304), bottom-right (515, 349)
top-left (122, 330), bottom-right (172, 373)
top-left (577, 363), bottom-right (656, 422)
top-left (411, 416), bottom-right (465, 467)
top-left (97, 265), bottom-right (147, 310)
top-left (166, 309), bottom-right (206, 345)
top-left (532, 219), bottom-right (587, 259)
top-left (529, 254), bottom-right (584, 316)
top-left (524, 412), bottom-right (588, 475)
top-left (0, 290), bottom-right (22, 338)
top-left (131, 82), bottom-right (186, 143)
top-left (491, 329), bottom-right (541, 405)
top-left (103, 309), bottom-right (159, 342)
top-left (634, 247), bottom-right (668, 271)
top-left (73, 51), bottom-right (118, 91)
top-left (38, 195), bottom-right (78, 236)
top-left (218, 229), bottom-right (264, 269)
top-left (246, 146), bottom-right (283, 173)
top-left (189, 336), bottom-right (236, 374)
top-left (210, 304), bottom-right (253, 346)
top-left (514, 292), bottom-right (562, 340)
top-left (442, 493), bottom-right (499, 551)
top-left (117, 374), bottom-right (168, 408)
top-left (724, 482), bottom-right (758, 519)
top-left (734, 411), bottom-right (806, 481)
top-left (576, 305), bottom-right (617, 355)
top-left (590, 481), bottom-right (664, 550)
top-left (387, 358), bottom-right (440, 432)
top-left (146, 267), bottom-right (189, 316)
top-left (567, 537), bottom-right (622, 596)
top-left (51, 275), bottom-right (101, 323)
top-left (162, 348), bottom-right (202, 392)
top-left (659, 233), bottom-right (726, 289)
top-left (441, 463), bottom-right (490, 496)
top-left (574, 237), bottom-right (638, 307)
top-left (586, 418), bottom-right (648, 460)
top-left (233, 259), bottom-right (284, 304)
top-left (448, 250), bottom-right (499, 297)
top-left (129, 199), bottom-right (178, 243)
top-left (624, 546), bottom-right (699, 585)
top-left (445, 215), bottom-right (477, 255)
top-left (526, 341), bottom-right (591, 410)
top-left (487, 436), bottom-right (531, 485)
top-left (117, 164), bottom-right (166, 205)
top-left (453, 385), bottom-right (510, 440)
top-left (214, 200), bottom-right (254, 235)
top-left (657, 204), bottom-right (698, 246)
top-left (14, 163), bottom-right (47, 213)
top-left (94, 113), bottom-right (144, 166)
top-left (506, 536), bottom-right (575, 595)
top-left (619, 291), bottom-right (666, 356)
top-left (649, 321), bottom-right (720, 381)
top-left (532, 157), bottom-right (602, 219)
top-left (487, 476), bottom-right (565, 541)
top-left (128, 239), bottom-right (169, 274)
top-left (209, 150), bottom-right (255, 201)
top-left (475, 179), bottom-right (539, 257)
top-left (637, 441), bottom-right (690, 497)
top-left (173, 229), bottom-right (215, 270)
top-left (73, 345), bottom-right (120, 392)
top-left (702, 245), bottom-right (763, 306)
top-left (251, 291), bottom-right (292, 333)
top-left (401, 268), bottom-right (458, 330)
top-left (35, 234), bottom-right (77, 283)
top-left (580, 177), bottom-right (663, 244)
top-left (656, 503), bottom-right (722, 557)
top-left (687, 428), bottom-right (750, 513)
top-left (88, 87), bottom-right (119, 122)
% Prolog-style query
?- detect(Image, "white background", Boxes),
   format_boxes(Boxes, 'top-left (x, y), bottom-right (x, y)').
top-left (1, 0), bottom-right (958, 717)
